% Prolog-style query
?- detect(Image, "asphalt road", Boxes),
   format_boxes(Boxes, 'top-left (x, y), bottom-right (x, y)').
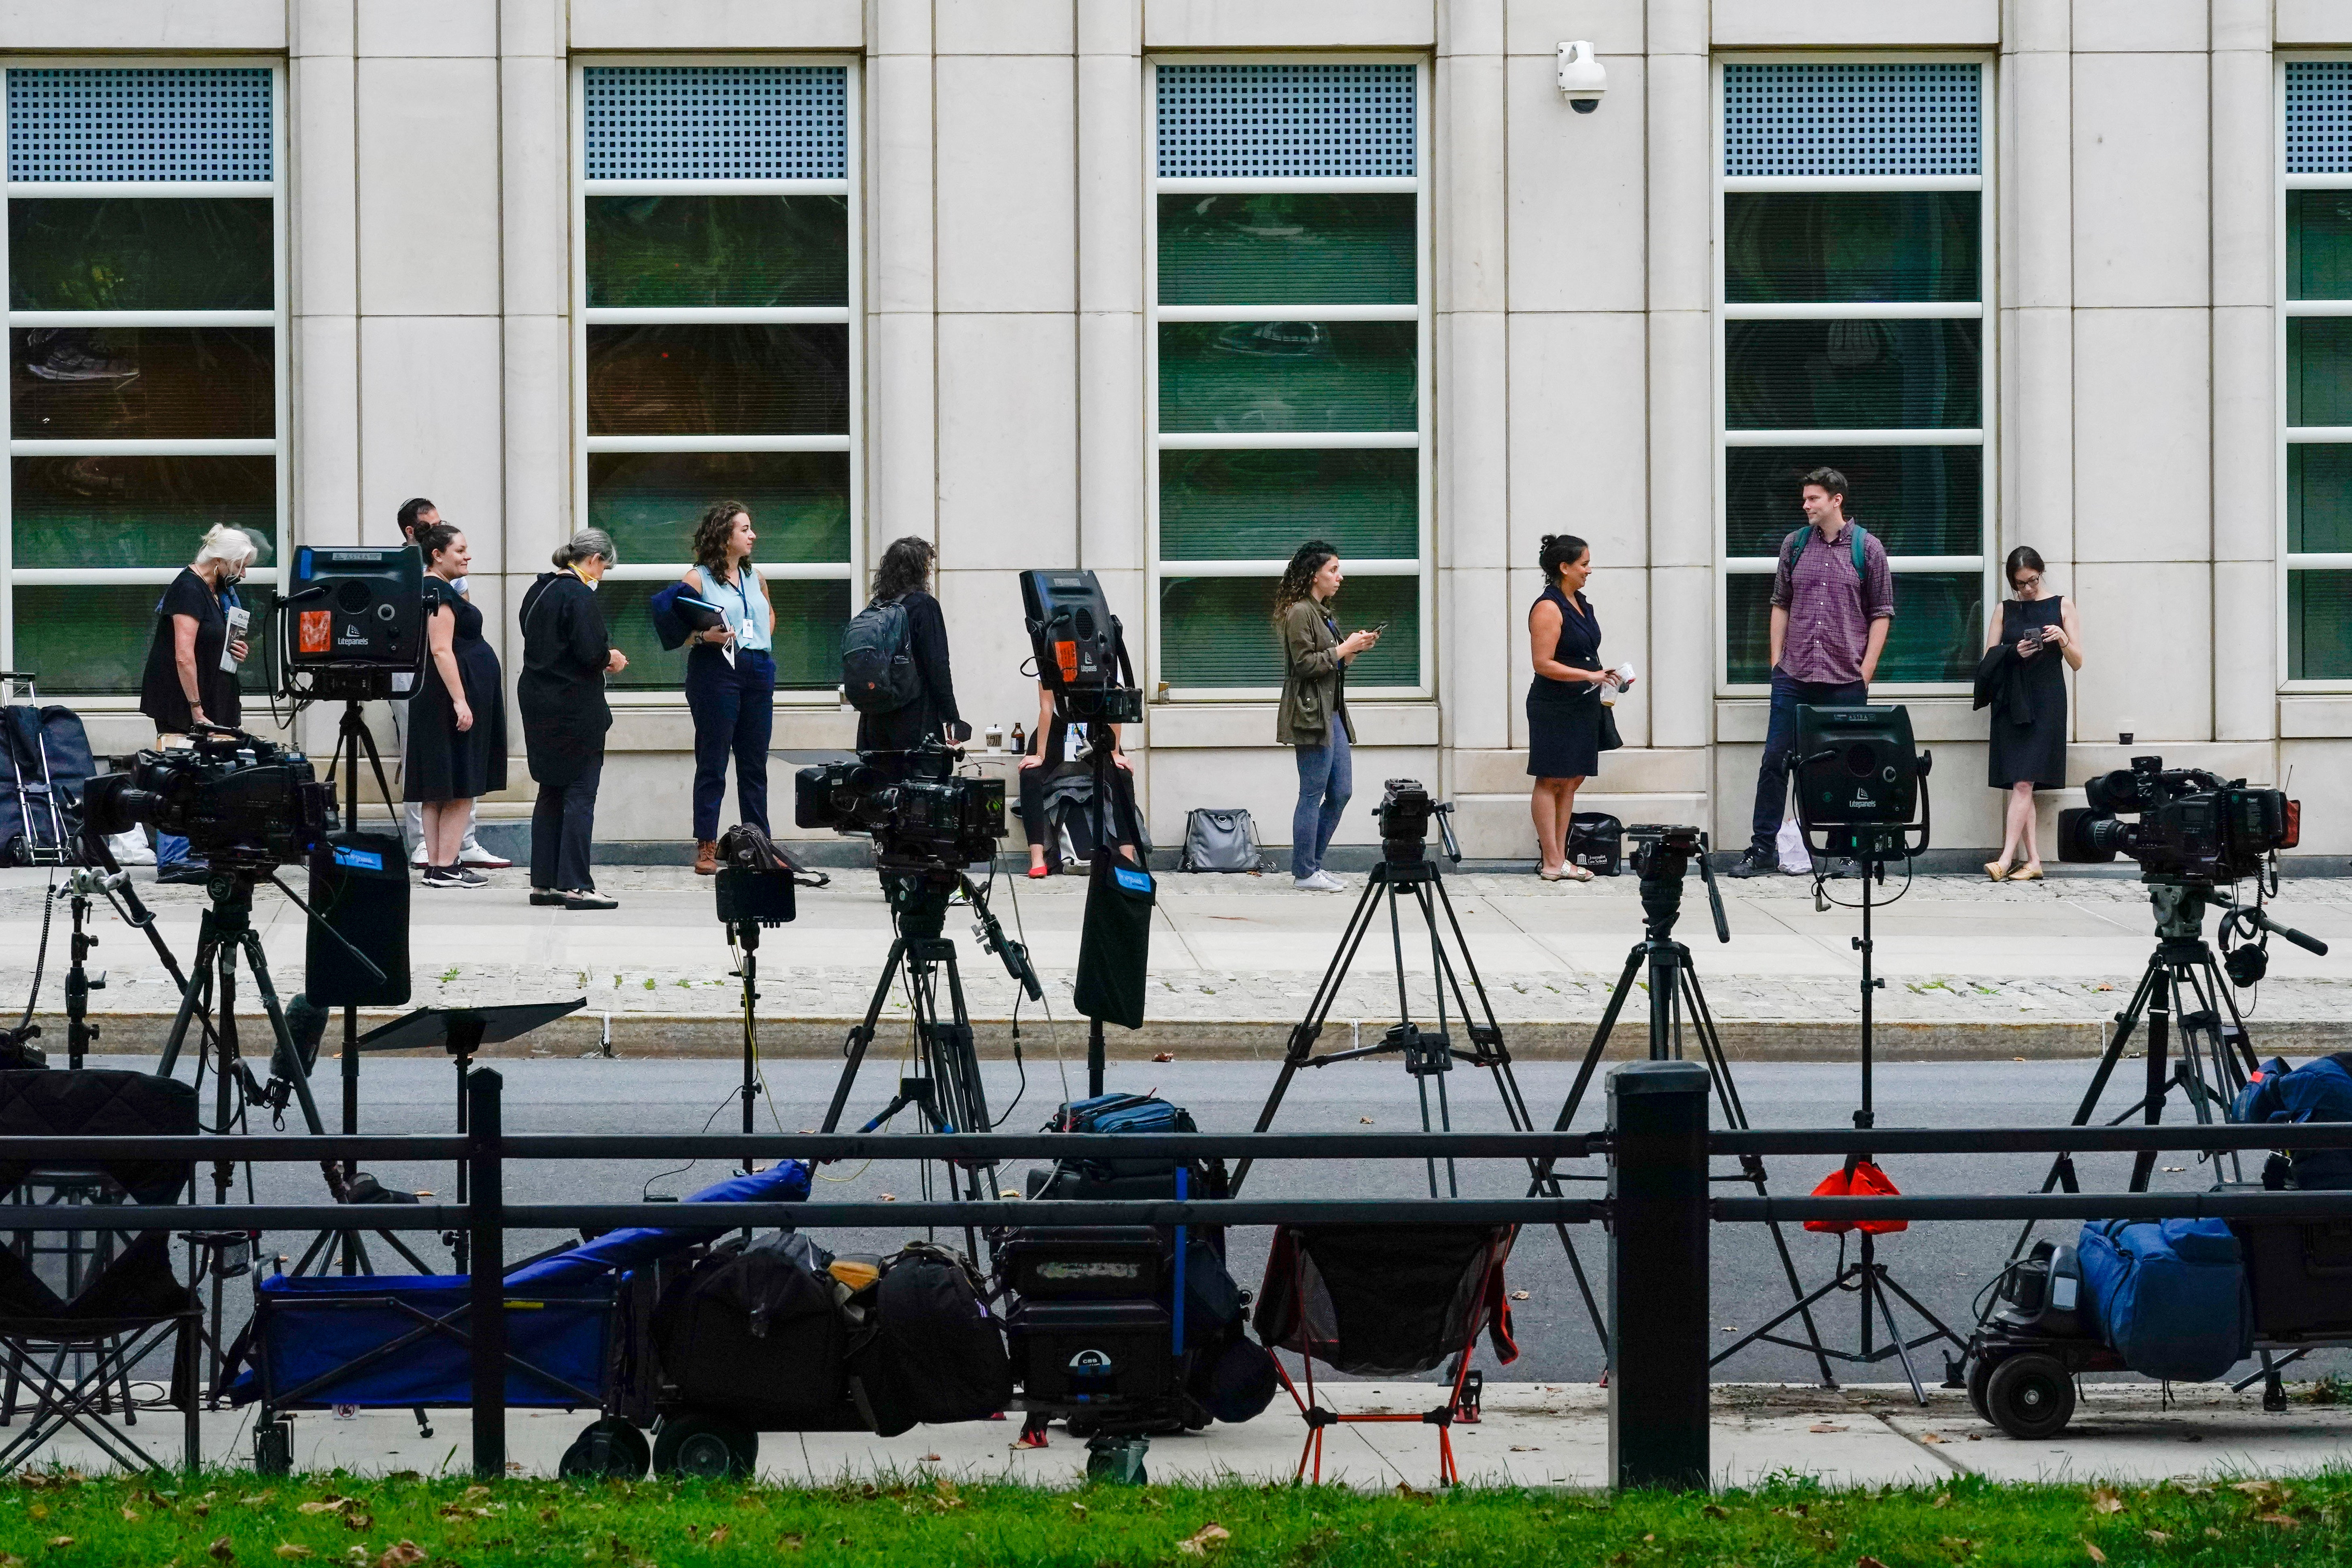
top-left (74, 1049), bottom-right (2324, 1390)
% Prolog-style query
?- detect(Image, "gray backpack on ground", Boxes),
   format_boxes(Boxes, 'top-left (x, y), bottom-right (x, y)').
top-left (1180, 808), bottom-right (1263, 873)
top-left (840, 596), bottom-right (920, 713)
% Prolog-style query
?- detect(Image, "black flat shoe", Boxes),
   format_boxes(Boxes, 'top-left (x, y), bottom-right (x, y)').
top-left (529, 889), bottom-right (565, 907)
top-left (561, 890), bottom-right (618, 910)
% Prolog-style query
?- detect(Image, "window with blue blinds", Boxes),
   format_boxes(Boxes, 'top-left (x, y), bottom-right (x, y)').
top-left (1719, 62), bottom-right (1990, 689)
top-left (1150, 62), bottom-right (1426, 694)
top-left (2, 66), bottom-right (284, 695)
top-left (577, 64), bottom-right (857, 692)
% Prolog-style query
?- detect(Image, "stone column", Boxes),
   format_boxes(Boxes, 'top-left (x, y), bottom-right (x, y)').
top-left (2211, 0), bottom-right (2278, 743)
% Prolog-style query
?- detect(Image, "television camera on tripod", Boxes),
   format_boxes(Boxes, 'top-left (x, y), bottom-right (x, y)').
top-left (798, 740), bottom-right (1043, 1255)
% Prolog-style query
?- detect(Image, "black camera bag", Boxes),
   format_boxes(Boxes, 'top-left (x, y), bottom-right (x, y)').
top-left (652, 1236), bottom-right (848, 1428)
top-left (846, 1242), bottom-right (1011, 1436)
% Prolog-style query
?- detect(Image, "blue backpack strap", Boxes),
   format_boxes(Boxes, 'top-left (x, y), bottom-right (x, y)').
top-left (1849, 524), bottom-right (1868, 576)
top-left (1787, 523), bottom-right (1869, 577)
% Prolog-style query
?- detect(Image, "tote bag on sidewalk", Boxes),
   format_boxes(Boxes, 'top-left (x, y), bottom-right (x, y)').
top-left (1180, 808), bottom-right (1263, 873)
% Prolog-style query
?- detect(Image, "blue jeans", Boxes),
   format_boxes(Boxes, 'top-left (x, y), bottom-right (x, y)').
top-left (1749, 670), bottom-right (1868, 853)
top-left (685, 646), bottom-right (775, 841)
top-left (1291, 724), bottom-right (1353, 879)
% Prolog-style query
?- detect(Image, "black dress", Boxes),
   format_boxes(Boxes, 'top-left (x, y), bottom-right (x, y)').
top-left (518, 571), bottom-right (613, 787)
top-left (1526, 584), bottom-right (1603, 779)
top-left (1988, 596), bottom-right (2068, 789)
top-left (854, 589), bottom-right (962, 768)
top-left (138, 568), bottom-right (241, 734)
top-left (405, 577), bottom-right (508, 802)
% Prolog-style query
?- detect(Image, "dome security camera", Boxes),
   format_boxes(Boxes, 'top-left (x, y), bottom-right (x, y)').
top-left (1557, 40), bottom-right (1606, 113)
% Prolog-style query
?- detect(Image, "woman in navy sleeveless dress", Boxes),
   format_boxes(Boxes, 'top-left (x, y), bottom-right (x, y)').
top-left (1526, 535), bottom-right (1624, 881)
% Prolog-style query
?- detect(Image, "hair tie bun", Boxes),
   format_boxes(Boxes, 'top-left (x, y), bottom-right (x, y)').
top-left (1541, 534), bottom-right (1557, 546)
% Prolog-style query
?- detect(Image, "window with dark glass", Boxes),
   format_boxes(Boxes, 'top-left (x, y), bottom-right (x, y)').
top-left (1150, 63), bottom-right (1426, 694)
top-left (3, 68), bottom-right (282, 694)
top-left (578, 65), bottom-right (856, 692)
top-left (1719, 63), bottom-right (1989, 688)
top-left (2286, 65), bottom-right (2352, 682)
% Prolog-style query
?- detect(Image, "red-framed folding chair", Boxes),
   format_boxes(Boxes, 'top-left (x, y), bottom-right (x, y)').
top-left (1253, 1223), bottom-right (1518, 1486)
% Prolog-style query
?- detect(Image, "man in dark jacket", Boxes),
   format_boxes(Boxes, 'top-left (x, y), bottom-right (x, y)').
top-left (519, 528), bottom-right (628, 908)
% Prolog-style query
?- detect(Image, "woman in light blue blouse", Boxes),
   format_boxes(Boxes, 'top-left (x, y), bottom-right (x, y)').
top-left (680, 499), bottom-right (776, 874)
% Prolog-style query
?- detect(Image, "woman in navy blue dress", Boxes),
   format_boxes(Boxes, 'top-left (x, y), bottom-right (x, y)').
top-left (1526, 535), bottom-right (1625, 881)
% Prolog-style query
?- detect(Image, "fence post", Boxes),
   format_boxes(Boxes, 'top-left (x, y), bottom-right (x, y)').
top-left (468, 1067), bottom-right (505, 1480)
top-left (1608, 1059), bottom-right (1710, 1491)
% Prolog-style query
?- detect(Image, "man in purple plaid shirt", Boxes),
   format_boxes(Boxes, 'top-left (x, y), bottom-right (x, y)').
top-left (1730, 466), bottom-right (1895, 877)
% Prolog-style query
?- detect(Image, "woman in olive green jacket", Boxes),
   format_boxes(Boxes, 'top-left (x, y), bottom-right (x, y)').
top-left (1275, 539), bottom-right (1380, 891)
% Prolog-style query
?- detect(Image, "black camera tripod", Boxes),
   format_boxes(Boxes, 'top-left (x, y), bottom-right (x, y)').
top-left (151, 863), bottom-right (430, 1275)
top-left (1537, 828), bottom-right (1835, 1382)
top-left (2013, 875), bottom-right (2326, 1220)
top-left (820, 857), bottom-right (1043, 1259)
top-left (1227, 796), bottom-right (1609, 1349)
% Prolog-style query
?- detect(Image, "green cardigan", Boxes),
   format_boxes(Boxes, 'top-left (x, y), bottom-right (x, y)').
top-left (1275, 598), bottom-right (1357, 747)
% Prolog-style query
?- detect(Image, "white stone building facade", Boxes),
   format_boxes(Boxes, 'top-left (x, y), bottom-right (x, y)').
top-left (8, 0), bottom-right (2352, 860)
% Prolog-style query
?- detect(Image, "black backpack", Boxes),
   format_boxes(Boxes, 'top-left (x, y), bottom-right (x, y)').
top-left (652, 1235), bottom-right (849, 1428)
top-left (847, 1242), bottom-right (1011, 1436)
top-left (840, 596), bottom-right (920, 713)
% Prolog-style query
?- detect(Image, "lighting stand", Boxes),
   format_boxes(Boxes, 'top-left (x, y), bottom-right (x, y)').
top-left (1229, 806), bottom-right (1609, 1352)
top-left (322, 698), bottom-right (401, 1137)
top-left (820, 861), bottom-right (1042, 1263)
top-left (1717, 852), bottom-right (1964, 1403)
top-left (1538, 830), bottom-right (1834, 1384)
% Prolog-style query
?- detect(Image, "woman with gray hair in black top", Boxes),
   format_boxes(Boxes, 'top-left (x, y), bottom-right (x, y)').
top-left (519, 528), bottom-right (628, 909)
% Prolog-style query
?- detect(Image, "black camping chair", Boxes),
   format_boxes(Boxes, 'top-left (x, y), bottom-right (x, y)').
top-left (0, 1069), bottom-right (201, 1474)
top-left (1252, 1223), bottom-right (1519, 1485)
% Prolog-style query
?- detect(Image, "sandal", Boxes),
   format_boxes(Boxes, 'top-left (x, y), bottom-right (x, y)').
top-left (1984, 860), bottom-right (2009, 882)
top-left (1562, 862), bottom-right (1594, 882)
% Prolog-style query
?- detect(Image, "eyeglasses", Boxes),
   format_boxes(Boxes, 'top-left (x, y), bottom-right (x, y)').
top-left (2012, 573), bottom-right (2042, 590)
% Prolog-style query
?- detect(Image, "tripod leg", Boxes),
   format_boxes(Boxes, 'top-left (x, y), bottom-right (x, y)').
top-left (2129, 993), bottom-right (2172, 1193)
top-left (1529, 945), bottom-right (1645, 1192)
top-left (1233, 879), bottom-right (1389, 1195)
top-left (1681, 959), bottom-right (1836, 1386)
top-left (1868, 1266), bottom-right (1929, 1406)
top-left (822, 939), bottom-right (909, 1133)
top-left (155, 912), bottom-right (222, 1080)
top-left (238, 931), bottom-right (327, 1137)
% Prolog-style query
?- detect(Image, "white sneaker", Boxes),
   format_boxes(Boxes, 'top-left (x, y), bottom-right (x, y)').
top-left (1294, 874), bottom-right (1333, 892)
top-left (457, 842), bottom-right (514, 869)
top-left (1311, 870), bottom-right (1346, 891)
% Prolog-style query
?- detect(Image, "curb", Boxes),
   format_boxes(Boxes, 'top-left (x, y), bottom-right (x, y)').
top-left (47, 1009), bottom-right (2352, 1062)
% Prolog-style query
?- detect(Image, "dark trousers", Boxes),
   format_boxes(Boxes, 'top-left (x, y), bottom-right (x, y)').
top-left (686, 646), bottom-right (775, 841)
top-left (532, 757), bottom-right (602, 892)
top-left (1749, 670), bottom-right (1868, 853)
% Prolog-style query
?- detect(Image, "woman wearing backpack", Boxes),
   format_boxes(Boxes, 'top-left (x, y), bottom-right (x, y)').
top-left (680, 500), bottom-right (775, 876)
top-left (853, 536), bottom-right (965, 776)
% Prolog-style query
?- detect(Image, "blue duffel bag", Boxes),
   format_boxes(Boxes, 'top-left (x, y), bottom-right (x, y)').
top-left (2233, 1055), bottom-right (2352, 1190)
top-left (2078, 1218), bottom-right (2253, 1382)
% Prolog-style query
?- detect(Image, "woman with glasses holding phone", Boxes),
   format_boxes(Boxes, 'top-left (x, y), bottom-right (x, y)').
top-left (1983, 545), bottom-right (2083, 882)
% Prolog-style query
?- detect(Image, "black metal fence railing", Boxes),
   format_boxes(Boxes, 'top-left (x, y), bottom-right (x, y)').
top-left (6, 1064), bottom-right (2352, 1490)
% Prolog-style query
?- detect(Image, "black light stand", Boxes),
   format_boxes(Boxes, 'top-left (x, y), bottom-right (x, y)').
top-left (1715, 706), bottom-right (1963, 1404)
top-left (1535, 827), bottom-right (1834, 1383)
top-left (717, 863), bottom-right (802, 1177)
top-left (319, 695), bottom-right (403, 1140)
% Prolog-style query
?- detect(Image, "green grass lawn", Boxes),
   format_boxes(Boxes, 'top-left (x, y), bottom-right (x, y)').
top-left (0, 1469), bottom-right (2346, 1566)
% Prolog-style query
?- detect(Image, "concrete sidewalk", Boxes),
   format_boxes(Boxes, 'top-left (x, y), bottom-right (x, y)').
top-left (8, 864), bottom-right (2352, 1060)
top-left (30, 1383), bottom-right (2352, 1488)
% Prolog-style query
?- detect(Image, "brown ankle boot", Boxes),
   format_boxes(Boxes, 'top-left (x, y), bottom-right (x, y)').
top-left (694, 839), bottom-right (719, 876)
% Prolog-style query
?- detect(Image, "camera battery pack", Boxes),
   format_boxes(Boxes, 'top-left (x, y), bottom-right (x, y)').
top-left (998, 1227), bottom-right (1165, 1302)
